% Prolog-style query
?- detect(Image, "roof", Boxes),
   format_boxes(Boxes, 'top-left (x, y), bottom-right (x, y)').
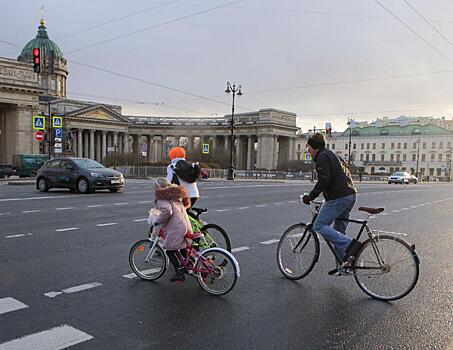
top-left (17, 19), bottom-right (65, 63)
top-left (339, 124), bottom-right (453, 137)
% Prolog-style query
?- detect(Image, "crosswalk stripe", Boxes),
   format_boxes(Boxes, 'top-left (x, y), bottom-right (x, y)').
top-left (232, 246), bottom-right (250, 252)
top-left (260, 239), bottom-right (279, 245)
top-left (0, 297), bottom-right (28, 315)
top-left (0, 324), bottom-right (93, 350)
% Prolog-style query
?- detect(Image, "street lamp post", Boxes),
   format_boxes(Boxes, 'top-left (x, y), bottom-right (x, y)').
top-left (415, 139), bottom-right (421, 180)
top-left (225, 82), bottom-right (242, 180)
top-left (347, 117), bottom-right (353, 167)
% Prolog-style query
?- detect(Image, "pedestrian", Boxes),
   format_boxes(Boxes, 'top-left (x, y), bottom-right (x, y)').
top-left (302, 133), bottom-right (361, 275)
top-left (151, 177), bottom-right (192, 282)
top-left (166, 146), bottom-right (200, 208)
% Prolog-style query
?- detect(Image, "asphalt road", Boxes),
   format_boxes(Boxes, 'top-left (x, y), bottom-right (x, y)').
top-left (0, 180), bottom-right (452, 349)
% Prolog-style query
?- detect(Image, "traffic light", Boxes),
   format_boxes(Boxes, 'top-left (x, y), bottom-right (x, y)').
top-left (325, 122), bottom-right (332, 135)
top-left (32, 48), bottom-right (40, 73)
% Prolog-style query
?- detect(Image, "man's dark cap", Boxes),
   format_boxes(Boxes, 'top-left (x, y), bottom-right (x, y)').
top-left (307, 133), bottom-right (326, 149)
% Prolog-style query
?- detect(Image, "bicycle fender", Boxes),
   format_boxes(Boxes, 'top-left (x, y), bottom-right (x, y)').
top-left (197, 247), bottom-right (240, 277)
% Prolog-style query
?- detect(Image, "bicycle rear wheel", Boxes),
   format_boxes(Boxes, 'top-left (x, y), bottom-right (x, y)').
top-left (129, 240), bottom-right (166, 280)
top-left (195, 249), bottom-right (238, 296)
top-left (353, 235), bottom-right (419, 301)
top-left (277, 223), bottom-right (319, 280)
top-left (200, 223), bottom-right (231, 252)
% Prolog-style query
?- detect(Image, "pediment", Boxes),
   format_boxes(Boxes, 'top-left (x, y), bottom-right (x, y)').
top-left (65, 104), bottom-right (130, 124)
top-left (84, 109), bottom-right (119, 121)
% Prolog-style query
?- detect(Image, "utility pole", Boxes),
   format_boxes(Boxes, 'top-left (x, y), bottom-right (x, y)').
top-left (225, 82), bottom-right (242, 180)
top-left (415, 139), bottom-right (421, 180)
top-left (347, 117), bottom-right (353, 167)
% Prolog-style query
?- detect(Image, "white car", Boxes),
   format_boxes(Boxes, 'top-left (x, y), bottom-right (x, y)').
top-left (388, 171), bottom-right (410, 184)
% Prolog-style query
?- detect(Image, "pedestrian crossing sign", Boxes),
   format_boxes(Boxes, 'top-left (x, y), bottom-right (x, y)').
top-left (202, 143), bottom-right (209, 154)
top-left (52, 116), bottom-right (63, 128)
top-left (304, 152), bottom-right (312, 161)
top-left (32, 116), bottom-right (46, 130)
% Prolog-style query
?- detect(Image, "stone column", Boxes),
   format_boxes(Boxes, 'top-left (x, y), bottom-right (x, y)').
top-left (77, 129), bottom-right (83, 157)
top-left (153, 136), bottom-right (160, 162)
top-left (96, 131), bottom-right (101, 161)
top-left (247, 135), bottom-right (253, 170)
top-left (123, 133), bottom-right (129, 154)
top-left (89, 130), bottom-right (95, 159)
top-left (113, 132), bottom-right (119, 156)
top-left (102, 131), bottom-right (107, 160)
top-left (161, 135), bottom-right (167, 161)
top-left (212, 136), bottom-right (217, 156)
top-left (258, 134), bottom-right (276, 170)
top-left (235, 136), bottom-right (241, 169)
top-left (147, 135), bottom-right (153, 162)
top-left (288, 137), bottom-right (294, 161)
top-left (83, 131), bottom-right (89, 158)
top-left (187, 136), bottom-right (194, 150)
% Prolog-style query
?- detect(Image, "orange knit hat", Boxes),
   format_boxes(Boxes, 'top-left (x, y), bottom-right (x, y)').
top-left (169, 146), bottom-right (186, 160)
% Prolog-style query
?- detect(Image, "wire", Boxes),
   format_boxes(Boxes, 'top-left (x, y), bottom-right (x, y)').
top-left (373, 0), bottom-right (453, 64)
top-left (298, 107), bottom-right (451, 117)
top-left (0, 40), bottom-right (21, 49)
top-left (65, 0), bottom-right (243, 54)
top-left (402, 0), bottom-right (453, 49)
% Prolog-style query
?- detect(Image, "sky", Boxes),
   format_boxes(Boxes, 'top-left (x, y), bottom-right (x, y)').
top-left (2, 0), bottom-right (453, 132)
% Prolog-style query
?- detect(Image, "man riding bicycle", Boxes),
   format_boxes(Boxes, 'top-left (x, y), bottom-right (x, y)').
top-left (302, 133), bottom-right (361, 274)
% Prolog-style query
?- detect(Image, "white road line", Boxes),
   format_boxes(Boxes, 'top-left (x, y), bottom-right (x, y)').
top-left (380, 213), bottom-right (389, 216)
top-left (260, 239), bottom-right (280, 245)
top-left (113, 203), bottom-right (128, 206)
top-left (0, 297), bottom-right (28, 315)
top-left (5, 233), bottom-right (33, 239)
top-left (133, 218), bottom-right (148, 222)
top-left (138, 200), bottom-right (153, 204)
top-left (0, 195), bottom-right (78, 202)
top-left (44, 282), bottom-right (103, 298)
top-left (237, 207), bottom-right (250, 210)
top-left (392, 210), bottom-right (401, 213)
top-left (96, 223), bottom-right (117, 227)
top-left (55, 227), bottom-right (78, 232)
top-left (273, 202), bottom-right (284, 205)
top-left (255, 204), bottom-right (268, 207)
top-left (56, 207), bottom-right (74, 211)
top-left (232, 246), bottom-right (250, 252)
top-left (22, 210), bottom-right (40, 213)
top-left (287, 200), bottom-right (297, 203)
top-left (215, 209), bottom-right (230, 212)
top-left (123, 268), bottom-right (160, 279)
top-left (86, 204), bottom-right (103, 208)
top-left (0, 324), bottom-right (93, 350)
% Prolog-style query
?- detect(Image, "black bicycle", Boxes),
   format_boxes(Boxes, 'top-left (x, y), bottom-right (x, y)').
top-left (277, 195), bottom-right (420, 301)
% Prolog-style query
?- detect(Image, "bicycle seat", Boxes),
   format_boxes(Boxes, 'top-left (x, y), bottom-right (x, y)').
top-left (358, 207), bottom-right (385, 214)
top-left (190, 207), bottom-right (207, 215)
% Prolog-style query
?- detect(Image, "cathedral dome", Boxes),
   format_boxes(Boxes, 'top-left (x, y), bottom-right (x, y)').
top-left (17, 19), bottom-right (66, 64)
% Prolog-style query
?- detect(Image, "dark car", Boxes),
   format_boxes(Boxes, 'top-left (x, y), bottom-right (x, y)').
top-left (0, 164), bottom-right (14, 178)
top-left (36, 157), bottom-right (124, 193)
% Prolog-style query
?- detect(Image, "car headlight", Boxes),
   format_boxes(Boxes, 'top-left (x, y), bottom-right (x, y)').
top-left (90, 172), bottom-right (105, 178)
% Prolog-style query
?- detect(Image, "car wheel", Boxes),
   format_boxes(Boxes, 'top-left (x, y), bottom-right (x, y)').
top-left (109, 188), bottom-right (119, 193)
top-left (77, 177), bottom-right (90, 194)
top-left (37, 178), bottom-right (49, 192)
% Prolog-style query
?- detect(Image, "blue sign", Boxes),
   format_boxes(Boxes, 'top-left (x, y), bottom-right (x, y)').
top-left (55, 128), bottom-right (62, 138)
top-left (202, 143), bottom-right (209, 154)
top-left (32, 116), bottom-right (45, 130)
top-left (52, 116), bottom-right (63, 128)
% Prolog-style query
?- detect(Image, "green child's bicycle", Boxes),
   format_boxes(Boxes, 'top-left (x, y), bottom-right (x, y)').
top-left (188, 207), bottom-right (232, 252)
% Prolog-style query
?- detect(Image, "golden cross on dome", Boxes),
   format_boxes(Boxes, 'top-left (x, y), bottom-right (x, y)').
top-left (40, 4), bottom-right (46, 26)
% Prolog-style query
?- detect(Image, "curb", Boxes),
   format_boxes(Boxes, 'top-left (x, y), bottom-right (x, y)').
top-left (7, 180), bottom-right (35, 185)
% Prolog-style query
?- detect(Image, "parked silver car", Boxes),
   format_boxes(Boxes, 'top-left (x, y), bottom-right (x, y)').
top-left (388, 171), bottom-right (411, 184)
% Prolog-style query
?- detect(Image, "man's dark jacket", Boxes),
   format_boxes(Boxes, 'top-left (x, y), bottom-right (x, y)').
top-left (309, 147), bottom-right (356, 201)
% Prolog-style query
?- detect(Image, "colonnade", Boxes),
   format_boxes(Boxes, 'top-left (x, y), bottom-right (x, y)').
top-left (69, 128), bottom-right (296, 170)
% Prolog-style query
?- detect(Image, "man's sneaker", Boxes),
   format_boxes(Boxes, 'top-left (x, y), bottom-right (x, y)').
top-left (343, 239), bottom-right (361, 262)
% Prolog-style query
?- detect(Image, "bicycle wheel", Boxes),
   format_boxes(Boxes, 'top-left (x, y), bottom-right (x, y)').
top-left (277, 223), bottom-right (320, 280)
top-left (200, 223), bottom-right (232, 252)
top-left (129, 240), bottom-right (166, 281)
top-left (195, 249), bottom-right (238, 296)
top-left (353, 235), bottom-right (419, 301)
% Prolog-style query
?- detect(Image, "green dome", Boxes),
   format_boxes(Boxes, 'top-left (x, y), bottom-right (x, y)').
top-left (17, 19), bottom-right (65, 63)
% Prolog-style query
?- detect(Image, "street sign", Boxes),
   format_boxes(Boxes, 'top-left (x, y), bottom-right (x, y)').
top-left (54, 137), bottom-right (62, 142)
top-left (33, 116), bottom-right (45, 130)
top-left (304, 152), bottom-right (312, 161)
top-left (55, 128), bottom-right (62, 138)
top-left (52, 116), bottom-right (63, 128)
top-left (54, 143), bottom-right (62, 148)
top-left (54, 147), bottom-right (62, 153)
top-left (107, 146), bottom-right (115, 153)
top-left (202, 143), bottom-right (209, 154)
top-left (35, 131), bottom-right (44, 141)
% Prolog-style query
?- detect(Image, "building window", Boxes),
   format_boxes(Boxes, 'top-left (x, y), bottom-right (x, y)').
top-left (397, 143), bottom-right (401, 149)
top-left (372, 143), bottom-right (376, 149)
top-left (447, 153), bottom-right (452, 160)
top-left (297, 154), bottom-right (300, 160)
top-left (361, 143), bottom-right (364, 149)
top-left (297, 144), bottom-right (301, 150)
top-left (371, 166), bottom-right (375, 174)
top-left (430, 153), bottom-right (435, 161)
top-left (422, 142), bottom-right (426, 149)
top-left (448, 141), bottom-right (451, 149)
top-left (438, 154), bottom-right (442, 161)
top-left (326, 144), bottom-right (330, 149)
top-left (360, 154), bottom-right (364, 161)
top-left (422, 154), bottom-right (426, 161)
top-left (382, 143), bottom-right (385, 149)
top-left (332, 144), bottom-right (336, 150)
top-left (381, 154), bottom-right (385, 161)
top-left (437, 168), bottom-right (441, 176)
top-left (372, 154), bottom-right (376, 161)
top-left (403, 142), bottom-right (407, 149)
top-left (432, 142), bottom-right (436, 149)
top-left (403, 154), bottom-right (407, 161)
top-left (397, 154), bottom-right (400, 161)
top-left (390, 154), bottom-right (394, 161)
top-left (439, 142), bottom-right (443, 149)
top-left (353, 143), bottom-right (356, 149)
top-left (420, 168), bottom-right (425, 175)
top-left (412, 154), bottom-right (416, 161)
top-left (391, 143), bottom-right (395, 150)
top-left (366, 143), bottom-right (370, 149)
top-left (345, 143), bottom-right (348, 150)
top-left (413, 142), bottom-right (417, 149)
top-left (366, 154), bottom-right (370, 161)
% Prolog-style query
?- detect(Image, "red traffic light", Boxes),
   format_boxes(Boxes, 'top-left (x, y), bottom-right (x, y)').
top-left (34, 57), bottom-right (40, 64)
top-left (33, 48), bottom-right (40, 57)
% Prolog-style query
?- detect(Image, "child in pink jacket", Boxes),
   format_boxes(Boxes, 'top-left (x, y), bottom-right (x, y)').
top-left (152, 177), bottom-right (192, 282)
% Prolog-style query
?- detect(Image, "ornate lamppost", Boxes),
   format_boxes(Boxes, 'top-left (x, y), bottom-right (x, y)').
top-left (225, 82), bottom-right (242, 180)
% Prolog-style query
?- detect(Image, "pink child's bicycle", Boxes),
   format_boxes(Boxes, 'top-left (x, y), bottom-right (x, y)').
top-left (129, 226), bottom-right (240, 296)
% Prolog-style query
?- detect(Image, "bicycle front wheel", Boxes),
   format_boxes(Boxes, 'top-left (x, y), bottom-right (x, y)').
top-left (277, 223), bottom-right (319, 280)
top-left (129, 240), bottom-right (167, 281)
top-left (195, 249), bottom-right (238, 296)
top-left (354, 235), bottom-right (419, 301)
top-left (200, 223), bottom-right (232, 252)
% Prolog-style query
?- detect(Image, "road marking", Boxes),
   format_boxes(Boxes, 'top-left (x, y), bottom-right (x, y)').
top-left (5, 233), bottom-right (33, 239)
top-left (0, 195), bottom-right (80, 202)
top-left (44, 282), bottom-right (103, 298)
top-left (22, 210), bottom-right (40, 213)
top-left (215, 209), bottom-right (230, 212)
top-left (255, 204), bottom-right (267, 207)
top-left (138, 200), bottom-right (153, 204)
top-left (0, 324), bottom-right (93, 350)
top-left (260, 239), bottom-right (280, 245)
top-left (232, 246), bottom-right (250, 252)
top-left (392, 210), bottom-right (401, 213)
top-left (237, 207), bottom-right (250, 210)
top-left (56, 207), bottom-right (74, 210)
top-left (55, 227), bottom-right (78, 232)
top-left (287, 200), bottom-right (297, 203)
top-left (273, 202), bottom-right (284, 205)
top-left (123, 268), bottom-right (160, 279)
top-left (215, 195), bottom-right (225, 197)
top-left (86, 204), bottom-right (103, 208)
top-left (133, 218), bottom-right (148, 222)
top-left (113, 203), bottom-right (128, 206)
top-left (0, 297), bottom-right (28, 315)
top-left (96, 222), bottom-right (117, 227)
top-left (380, 213), bottom-right (389, 216)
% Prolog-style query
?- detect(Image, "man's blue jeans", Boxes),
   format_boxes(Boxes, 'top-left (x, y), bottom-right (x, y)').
top-left (313, 194), bottom-right (357, 258)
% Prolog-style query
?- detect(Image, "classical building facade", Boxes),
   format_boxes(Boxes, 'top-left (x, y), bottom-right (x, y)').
top-left (0, 19), bottom-right (299, 170)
